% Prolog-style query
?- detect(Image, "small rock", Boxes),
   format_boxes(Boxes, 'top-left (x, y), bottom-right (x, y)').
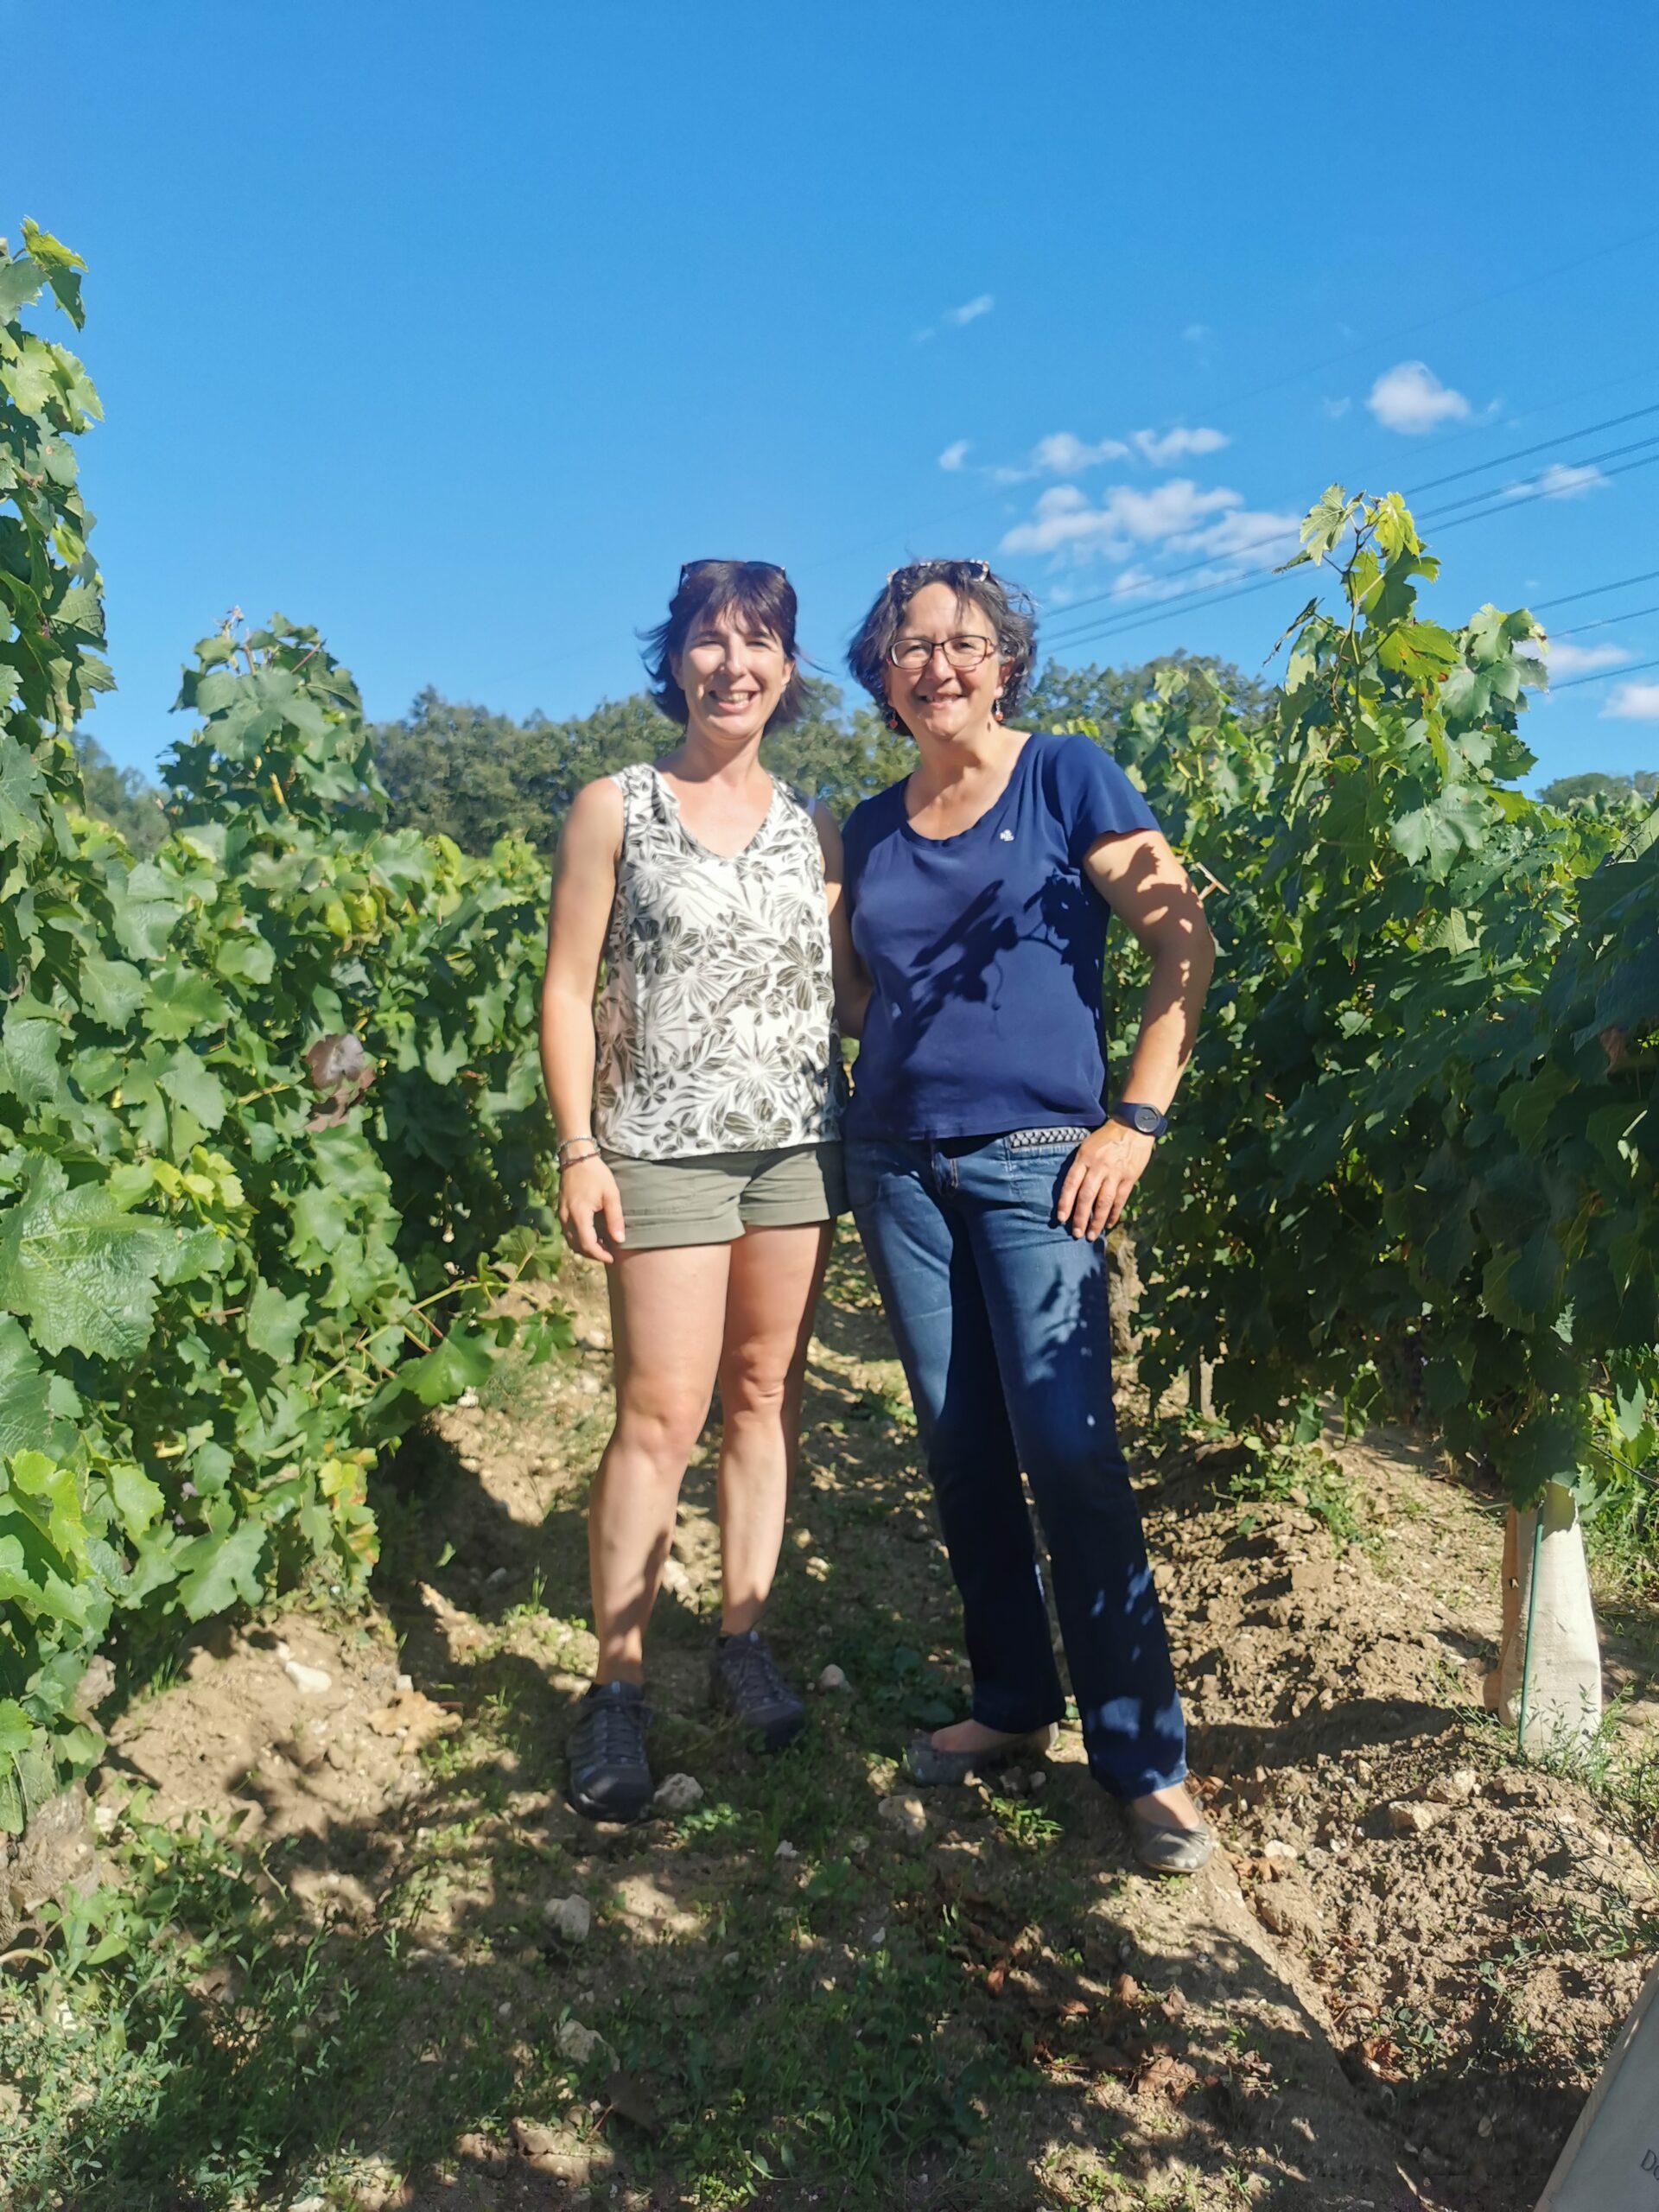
top-left (1026, 1766), bottom-right (1046, 1793)
top-left (487, 1565), bottom-right (509, 1585)
top-left (1387, 1800), bottom-right (1442, 1836)
top-left (556, 2019), bottom-right (610, 2066)
top-left (877, 1794), bottom-right (928, 1840)
top-left (721, 1950), bottom-right (741, 1967)
top-left (1478, 2113), bottom-right (1494, 2139)
top-left (1427, 1766), bottom-right (1478, 1806)
top-left (92, 1801), bottom-right (119, 1836)
top-left (847, 1833), bottom-right (869, 1855)
top-left (868, 1924), bottom-right (887, 1947)
top-left (652, 1773), bottom-right (704, 1815)
top-left (458, 1388), bottom-right (480, 1408)
top-left (659, 1558), bottom-right (692, 1598)
top-left (1263, 1839), bottom-right (1299, 1863)
top-left (279, 1652), bottom-right (333, 1697)
top-left (1113, 1972), bottom-right (1140, 2005)
top-left (773, 1839), bottom-right (800, 1861)
top-left (805, 1555), bottom-right (830, 1580)
top-left (816, 1664), bottom-right (849, 1693)
top-left (1000, 1768), bottom-right (1028, 1796)
top-left (544, 1895), bottom-right (592, 1944)
top-left (395, 1671), bottom-right (413, 1692)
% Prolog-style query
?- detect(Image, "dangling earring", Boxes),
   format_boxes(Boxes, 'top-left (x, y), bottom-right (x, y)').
top-left (884, 705), bottom-right (906, 733)
top-left (992, 691), bottom-right (1007, 723)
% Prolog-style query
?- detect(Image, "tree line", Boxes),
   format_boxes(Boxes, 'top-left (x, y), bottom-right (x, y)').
top-left (74, 657), bottom-right (1259, 857)
top-left (76, 658), bottom-right (1643, 855)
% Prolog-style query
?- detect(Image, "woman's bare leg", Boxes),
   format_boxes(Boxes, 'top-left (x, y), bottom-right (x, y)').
top-left (591, 1241), bottom-right (732, 1684)
top-left (714, 1223), bottom-right (831, 1633)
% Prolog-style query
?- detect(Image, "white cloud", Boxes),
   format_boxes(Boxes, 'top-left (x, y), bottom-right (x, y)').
top-left (1367, 360), bottom-right (1471, 434)
top-left (998, 475), bottom-right (1298, 571)
top-left (1540, 640), bottom-right (1630, 678)
top-left (1181, 322), bottom-right (1211, 344)
top-left (1322, 396), bottom-right (1352, 420)
top-left (1029, 431), bottom-right (1130, 474)
top-left (1506, 461), bottom-right (1609, 502)
top-left (1133, 425), bottom-right (1230, 467)
top-left (1602, 681), bottom-right (1659, 721)
top-left (945, 294), bottom-right (995, 327)
top-left (938, 440), bottom-right (972, 473)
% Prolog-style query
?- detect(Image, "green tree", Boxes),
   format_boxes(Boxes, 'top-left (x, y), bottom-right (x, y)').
top-left (72, 731), bottom-right (167, 854)
top-left (1537, 770), bottom-right (1656, 808)
top-left (371, 680), bottom-right (913, 850)
top-left (1026, 652), bottom-right (1272, 738)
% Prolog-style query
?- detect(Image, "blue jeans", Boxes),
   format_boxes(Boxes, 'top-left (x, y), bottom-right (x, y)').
top-left (847, 1131), bottom-right (1186, 1800)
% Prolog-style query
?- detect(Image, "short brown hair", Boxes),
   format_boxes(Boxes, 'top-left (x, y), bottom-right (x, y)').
top-left (642, 560), bottom-right (807, 728)
top-left (846, 558), bottom-right (1038, 715)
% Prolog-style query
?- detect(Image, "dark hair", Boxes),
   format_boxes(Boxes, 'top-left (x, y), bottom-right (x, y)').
top-left (846, 557), bottom-right (1039, 718)
top-left (641, 560), bottom-right (807, 729)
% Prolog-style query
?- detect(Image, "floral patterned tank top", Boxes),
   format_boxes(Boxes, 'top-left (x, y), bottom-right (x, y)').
top-left (593, 764), bottom-right (843, 1159)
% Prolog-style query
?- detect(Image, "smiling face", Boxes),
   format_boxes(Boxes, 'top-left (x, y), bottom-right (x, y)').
top-left (884, 581), bottom-right (1013, 745)
top-left (673, 602), bottom-right (793, 750)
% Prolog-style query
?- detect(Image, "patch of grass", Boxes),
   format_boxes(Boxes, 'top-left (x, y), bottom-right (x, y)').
top-left (1226, 1437), bottom-right (1370, 1552)
top-left (1519, 1690), bottom-right (1659, 1840)
top-left (0, 1817), bottom-right (537, 2212)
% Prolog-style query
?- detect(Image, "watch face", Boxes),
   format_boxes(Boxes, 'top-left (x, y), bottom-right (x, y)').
top-left (1131, 1104), bottom-right (1160, 1134)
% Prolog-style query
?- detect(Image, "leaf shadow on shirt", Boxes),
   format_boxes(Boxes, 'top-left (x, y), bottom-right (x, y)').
top-left (904, 873), bottom-right (1108, 1028)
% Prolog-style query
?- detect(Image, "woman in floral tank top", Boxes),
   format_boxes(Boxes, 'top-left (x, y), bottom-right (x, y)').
top-left (540, 562), bottom-right (855, 1822)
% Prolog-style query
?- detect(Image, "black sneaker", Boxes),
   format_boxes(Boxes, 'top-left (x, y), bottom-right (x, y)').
top-left (566, 1680), bottom-right (653, 1822)
top-left (710, 1629), bottom-right (804, 1751)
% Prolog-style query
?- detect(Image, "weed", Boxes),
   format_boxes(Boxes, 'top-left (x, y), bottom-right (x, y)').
top-left (1228, 1437), bottom-right (1370, 1551)
top-left (985, 1793), bottom-right (1064, 1850)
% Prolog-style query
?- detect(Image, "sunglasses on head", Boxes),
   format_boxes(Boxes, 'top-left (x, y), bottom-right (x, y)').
top-left (678, 557), bottom-right (787, 588)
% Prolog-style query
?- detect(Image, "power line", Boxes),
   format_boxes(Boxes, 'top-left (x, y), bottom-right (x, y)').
top-left (1552, 656), bottom-right (1659, 693)
top-left (1044, 405), bottom-right (1659, 648)
top-left (1533, 568), bottom-right (1659, 614)
top-left (1423, 431), bottom-right (1659, 519)
top-left (798, 226), bottom-right (1659, 582)
top-left (1403, 401), bottom-right (1659, 495)
top-left (1553, 602), bottom-right (1659, 639)
top-left (1045, 448), bottom-right (1659, 659)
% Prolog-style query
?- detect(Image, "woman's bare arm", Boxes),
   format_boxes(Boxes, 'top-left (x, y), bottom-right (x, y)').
top-left (1054, 828), bottom-right (1217, 1238)
top-left (814, 801), bottom-right (873, 1039)
top-left (541, 778), bottom-right (627, 1261)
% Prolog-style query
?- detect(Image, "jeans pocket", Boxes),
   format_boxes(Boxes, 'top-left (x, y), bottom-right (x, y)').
top-left (845, 1139), bottom-right (916, 1211)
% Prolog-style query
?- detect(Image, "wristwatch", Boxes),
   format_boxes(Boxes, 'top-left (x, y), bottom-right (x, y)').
top-left (1111, 1102), bottom-right (1168, 1139)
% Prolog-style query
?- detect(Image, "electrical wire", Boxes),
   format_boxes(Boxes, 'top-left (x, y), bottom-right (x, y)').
top-left (1403, 401), bottom-right (1659, 495)
top-left (1044, 448), bottom-right (1659, 659)
top-left (1550, 655), bottom-right (1659, 693)
top-left (1551, 602), bottom-right (1659, 639)
top-left (797, 226), bottom-right (1659, 582)
top-left (1043, 415), bottom-right (1659, 651)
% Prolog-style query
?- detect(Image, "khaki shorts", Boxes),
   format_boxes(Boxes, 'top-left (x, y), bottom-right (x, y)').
top-left (599, 1141), bottom-right (847, 1253)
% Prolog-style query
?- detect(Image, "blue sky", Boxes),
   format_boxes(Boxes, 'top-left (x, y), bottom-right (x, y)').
top-left (6, 0), bottom-right (1658, 788)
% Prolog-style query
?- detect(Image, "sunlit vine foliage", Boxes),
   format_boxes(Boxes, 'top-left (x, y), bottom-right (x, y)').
top-left (1099, 490), bottom-right (1659, 1523)
top-left (0, 226), bottom-right (563, 1824)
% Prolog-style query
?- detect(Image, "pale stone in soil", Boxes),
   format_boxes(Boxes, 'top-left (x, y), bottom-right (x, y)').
top-left (544, 1895), bottom-right (592, 1943)
top-left (878, 1793), bottom-right (928, 1839)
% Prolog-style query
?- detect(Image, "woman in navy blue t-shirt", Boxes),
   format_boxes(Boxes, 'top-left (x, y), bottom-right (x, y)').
top-left (838, 558), bottom-right (1217, 1873)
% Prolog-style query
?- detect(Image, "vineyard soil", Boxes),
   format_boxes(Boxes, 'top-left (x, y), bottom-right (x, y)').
top-left (10, 1241), bottom-right (1656, 2212)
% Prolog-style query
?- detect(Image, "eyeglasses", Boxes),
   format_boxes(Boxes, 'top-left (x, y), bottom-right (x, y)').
top-left (887, 633), bottom-right (997, 671)
top-left (678, 558), bottom-right (786, 588)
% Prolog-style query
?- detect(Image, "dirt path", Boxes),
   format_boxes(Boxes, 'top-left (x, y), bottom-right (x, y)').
top-left (90, 1239), bottom-right (1657, 2211)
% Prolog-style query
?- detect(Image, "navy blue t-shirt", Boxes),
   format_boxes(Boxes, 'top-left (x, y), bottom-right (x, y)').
top-left (841, 732), bottom-right (1159, 1140)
